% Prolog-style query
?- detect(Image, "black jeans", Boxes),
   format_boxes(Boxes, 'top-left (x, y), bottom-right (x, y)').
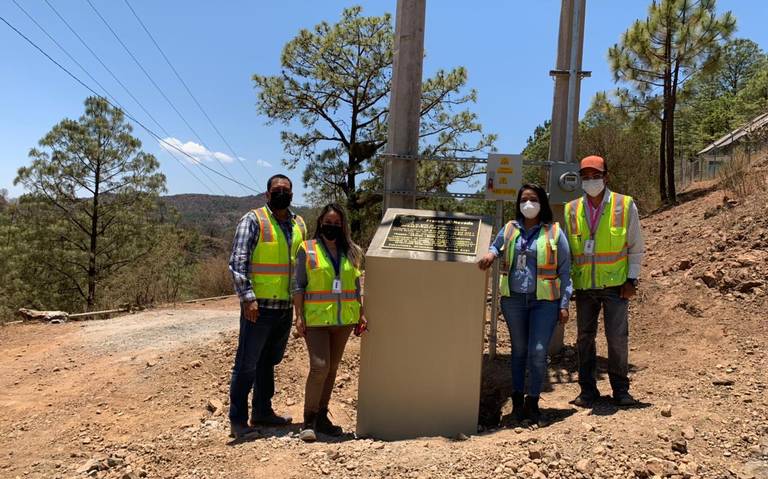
top-left (228, 307), bottom-right (292, 424)
top-left (575, 287), bottom-right (630, 396)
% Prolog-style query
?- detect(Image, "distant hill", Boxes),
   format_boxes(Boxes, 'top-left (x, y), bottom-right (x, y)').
top-left (161, 194), bottom-right (316, 240)
top-left (161, 194), bottom-right (267, 239)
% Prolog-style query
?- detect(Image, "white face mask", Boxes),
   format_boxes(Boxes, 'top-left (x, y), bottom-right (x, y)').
top-left (582, 179), bottom-right (605, 197)
top-left (520, 200), bottom-right (541, 219)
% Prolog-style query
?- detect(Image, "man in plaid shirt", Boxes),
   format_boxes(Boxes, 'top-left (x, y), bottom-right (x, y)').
top-left (227, 174), bottom-right (306, 439)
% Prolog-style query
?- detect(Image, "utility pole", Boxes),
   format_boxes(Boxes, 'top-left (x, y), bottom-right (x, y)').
top-left (548, 0), bottom-right (587, 169)
top-left (547, 0), bottom-right (587, 354)
top-left (383, 0), bottom-right (426, 211)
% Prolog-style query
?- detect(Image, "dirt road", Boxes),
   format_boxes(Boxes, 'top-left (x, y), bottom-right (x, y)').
top-left (1, 186), bottom-right (767, 479)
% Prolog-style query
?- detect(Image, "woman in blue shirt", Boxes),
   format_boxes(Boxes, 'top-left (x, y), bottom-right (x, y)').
top-left (478, 183), bottom-right (572, 424)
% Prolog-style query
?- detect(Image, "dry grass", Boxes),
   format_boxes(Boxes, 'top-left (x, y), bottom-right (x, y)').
top-left (718, 147), bottom-right (767, 198)
top-left (193, 255), bottom-right (233, 298)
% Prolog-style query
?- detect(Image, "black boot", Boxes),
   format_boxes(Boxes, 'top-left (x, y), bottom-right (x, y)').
top-left (316, 408), bottom-right (343, 436)
top-left (229, 422), bottom-right (259, 439)
top-left (511, 392), bottom-right (525, 422)
top-left (299, 411), bottom-right (317, 442)
top-left (250, 408), bottom-right (292, 427)
top-left (523, 395), bottom-right (540, 424)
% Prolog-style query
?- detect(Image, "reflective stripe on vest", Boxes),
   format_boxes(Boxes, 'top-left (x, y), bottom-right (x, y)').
top-left (294, 215), bottom-right (307, 239)
top-left (499, 221), bottom-right (562, 301)
top-left (302, 239), bottom-right (361, 327)
top-left (565, 192), bottom-right (632, 290)
top-left (304, 291), bottom-right (359, 302)
top-left (306, 238), bottom-right (321, 269)
top-left (249, 206), bottom-right (306, 300)
top-left (250, 264), bottom-right (291, 275)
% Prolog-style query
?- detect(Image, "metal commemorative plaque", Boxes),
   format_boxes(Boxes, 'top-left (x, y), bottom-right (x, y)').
top-left (382, 214), bottom-right (480, 256)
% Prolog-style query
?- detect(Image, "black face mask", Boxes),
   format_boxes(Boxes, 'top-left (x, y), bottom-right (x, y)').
top-left (320, 224), bottom-right (342, 242)
top-left (268, 190), bottom-right (292, 211)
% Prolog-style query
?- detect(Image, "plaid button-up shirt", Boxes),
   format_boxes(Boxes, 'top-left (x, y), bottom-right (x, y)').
top-left (228, 207), bottom-right (297, 309)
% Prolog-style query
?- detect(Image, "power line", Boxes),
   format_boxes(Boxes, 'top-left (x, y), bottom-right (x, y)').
top-left (40, 0), bottom-right (229, 195)
top-left (11, 0), bottom-right (121, 109)
top-left (1, 12), bottom-right (216, 196)
top-left (0, 14), bottom-right (261, 195)
top-left (122, 0), bottom-right (262, 187)
top-left (9, 0), bottom-right (216, 195)
top-left (84, 0), bottom-right (248, 195)
top-left (42, 1), bottom-right (160, 136)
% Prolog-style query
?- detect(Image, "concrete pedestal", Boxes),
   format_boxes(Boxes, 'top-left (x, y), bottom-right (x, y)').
top-left (356, 209), bottom-right (492, 440)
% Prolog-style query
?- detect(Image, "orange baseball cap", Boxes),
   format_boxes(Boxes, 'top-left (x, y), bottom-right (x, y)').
top-left (580, 155), bottom-right (606, 172)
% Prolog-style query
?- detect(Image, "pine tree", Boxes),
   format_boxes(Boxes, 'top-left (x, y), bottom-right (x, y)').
top-left (609, 0), bottom-right (734, 202)
top-left (14, 97), bottom-right (166, 310)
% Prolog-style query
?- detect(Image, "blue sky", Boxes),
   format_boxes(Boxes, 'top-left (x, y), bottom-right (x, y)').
top-left (2, 0), bottom-right (767, 201)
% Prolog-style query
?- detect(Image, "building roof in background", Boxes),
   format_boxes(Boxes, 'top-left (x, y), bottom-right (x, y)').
top-left (698, 111), bottom-right (768, 156)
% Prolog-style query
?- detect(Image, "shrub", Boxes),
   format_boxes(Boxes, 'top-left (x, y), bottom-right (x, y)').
top-left (718, 146), bottom-right (767, 198)
top-left (193, 255), bottom-right (234, 299)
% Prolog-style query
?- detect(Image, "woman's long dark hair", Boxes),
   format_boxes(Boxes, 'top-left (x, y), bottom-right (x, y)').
top-left (515, 183), bottom-right (554, 224)
top-left (314, 203), bottom-right (363, 268)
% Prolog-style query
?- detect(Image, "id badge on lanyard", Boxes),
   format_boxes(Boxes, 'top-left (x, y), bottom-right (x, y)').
top-left (516, 253), bottom-right (527, 271)
top-left (332, 278), bottom-right (342, 294)
top-left (586, 201), bottom-right (602, 257)
top-left (516, 229), bottom-right (535, 271)
top-left (584, 239), bottom-right (595, 256)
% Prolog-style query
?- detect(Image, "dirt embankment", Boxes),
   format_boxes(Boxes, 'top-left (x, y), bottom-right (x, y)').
top-left (0, 185), bottom-right (767, 479)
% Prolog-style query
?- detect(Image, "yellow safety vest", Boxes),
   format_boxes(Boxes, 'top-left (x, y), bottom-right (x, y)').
top-left (301, 239), bottom-right (361, 327)
top-left (499, 222), bottom-right (562, 301)
top-left (564, 192), bottom-right (632, 290)
top-left (249, 206), bottom-right (306, 301)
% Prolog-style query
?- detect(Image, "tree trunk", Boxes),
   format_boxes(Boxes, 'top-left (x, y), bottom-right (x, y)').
top-left (659, 23), bottom-right (673, 204)
top-left (346, 153), bottom-right (361, 240)
top-left (667, 60), bottom-right (681, 203)
top-left (659, 116), bottom-right (668, 203)
top-left (87, 161), bottom-right (101, 311)
top-left (666, 100), bottom-right (677, 203)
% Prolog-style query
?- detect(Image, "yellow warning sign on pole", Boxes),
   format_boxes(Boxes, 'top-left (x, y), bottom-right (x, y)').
top-left (485, 153), bottom-right (523, 201)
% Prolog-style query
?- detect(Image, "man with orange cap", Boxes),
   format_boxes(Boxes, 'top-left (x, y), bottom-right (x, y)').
top-left (563, 156), bottom-right (645, 408)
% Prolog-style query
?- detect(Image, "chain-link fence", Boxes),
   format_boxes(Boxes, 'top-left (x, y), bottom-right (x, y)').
top-left (678, 126), bottom-right (768, 192)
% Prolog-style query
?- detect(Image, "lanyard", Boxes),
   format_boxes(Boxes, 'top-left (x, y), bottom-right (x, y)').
top-left (517, 225), bottom-right (540, 252)
top-left (320, 241), bottom-right (342, 277)
top-left (586, 199), bottom-right (606, 236)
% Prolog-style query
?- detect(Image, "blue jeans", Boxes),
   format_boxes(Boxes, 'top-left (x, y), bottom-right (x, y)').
top-left (228, 307), bottom-right (292, 424)
top-left (500, 293), bottom-right (559, 397)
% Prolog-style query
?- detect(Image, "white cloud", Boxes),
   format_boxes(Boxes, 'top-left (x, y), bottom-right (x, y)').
top-left (238, 156), bottom-right (272, 168)
top-left (159, 137), bottom-right (235, 165)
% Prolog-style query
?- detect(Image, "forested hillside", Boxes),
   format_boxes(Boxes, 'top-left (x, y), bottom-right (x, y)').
top-left (161, 194), bottom-right (266, 239)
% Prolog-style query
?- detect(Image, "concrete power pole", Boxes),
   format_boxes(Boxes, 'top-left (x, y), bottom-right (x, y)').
top-left (383, 0), bottom-right (426, 211)
top-left (547, 0), bottom-right (587, 355)
top-left (547, 0), bottom-right (587, 169)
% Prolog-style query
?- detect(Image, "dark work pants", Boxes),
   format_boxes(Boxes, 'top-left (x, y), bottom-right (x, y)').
top-left (575, 287), bottom-right (630, 396)
top-left (228, 307), bottom-right (292, 425)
